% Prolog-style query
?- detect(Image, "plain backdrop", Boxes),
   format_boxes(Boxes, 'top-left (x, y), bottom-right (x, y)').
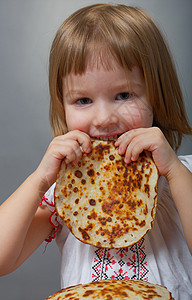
top-left (0, 0), bottom-right (192, 299)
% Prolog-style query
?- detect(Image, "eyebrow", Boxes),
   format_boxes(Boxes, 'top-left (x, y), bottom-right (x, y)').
top-left (63, 79), bottom-right (144, 99)
top-left (64, 89), bottom-right (86, 99)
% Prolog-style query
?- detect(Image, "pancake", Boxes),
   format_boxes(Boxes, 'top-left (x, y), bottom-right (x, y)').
top-left (55, 139), bottom-right (158, 248)
top-left (46, 279), bottom-right (173, 299)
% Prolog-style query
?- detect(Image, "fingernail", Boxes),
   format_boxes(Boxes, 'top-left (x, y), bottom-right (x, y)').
top-left (64, 158), bottom-right (70, 164)
top-left (115, 138), bottom-right (121, 145)
top-left (84, 146), bottom-right (91, 153)
top-left (118, 147), bottom-right (123, 155)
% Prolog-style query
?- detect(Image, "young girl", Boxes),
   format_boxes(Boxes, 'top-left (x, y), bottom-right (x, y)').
top-left (0, 3), bottom-right (192, 299)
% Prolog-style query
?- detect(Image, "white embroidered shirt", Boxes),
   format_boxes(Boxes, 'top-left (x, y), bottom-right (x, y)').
top-left (41, 155), bottom-right (192, 300)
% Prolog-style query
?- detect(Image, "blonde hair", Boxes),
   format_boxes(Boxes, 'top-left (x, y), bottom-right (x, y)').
top-left (49, 3), bottom-right (192, 150)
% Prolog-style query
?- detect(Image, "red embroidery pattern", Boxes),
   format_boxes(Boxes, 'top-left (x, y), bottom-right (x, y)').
top-left (40, 196), bottom-right (60, 243)
top-left (92, 237), bottom-right (149, 282)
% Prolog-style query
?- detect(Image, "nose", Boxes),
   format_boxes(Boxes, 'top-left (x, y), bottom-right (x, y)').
top-left (92, 102), bottom-right (119, 129)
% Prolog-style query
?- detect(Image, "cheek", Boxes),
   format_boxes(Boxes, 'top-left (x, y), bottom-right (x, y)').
top-left (118, 101), bottom-right (153, 129)
top-left (135, 105), bottom-right (153, 127)
top-left (65, 109), bottom-right (90, 132)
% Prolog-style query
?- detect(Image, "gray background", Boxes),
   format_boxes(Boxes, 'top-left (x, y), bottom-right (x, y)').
top-left (0, 0), bottom-right (191, 299)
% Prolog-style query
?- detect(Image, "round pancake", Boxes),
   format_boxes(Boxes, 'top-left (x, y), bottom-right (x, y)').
top-left (46, 279), bottom-right (173, 299)
top-left (55, 140), bottom-right (158, 248)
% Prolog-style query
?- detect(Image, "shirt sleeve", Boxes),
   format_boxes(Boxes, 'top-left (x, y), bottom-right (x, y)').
top-left (178, 155), bottom-right (192, 172)
top-left (40, 183), bottom-right (63, 243)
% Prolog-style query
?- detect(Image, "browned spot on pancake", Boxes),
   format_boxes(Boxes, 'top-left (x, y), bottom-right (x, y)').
top-left (109, 154), bottom-right (115, 161)
top-left (87, 169), bottom-right (94, 177)
top-left (144, 183), bottom-right (150, 197)
top-left (83, 290), bottom-right (94, 296)
top-left (143, 204), bottom-right (148, 215)
top-left (75, 198), bottom-right (79, 204)
top-left (127, 199), bottom-right (136, 210)
top-left (74, 170), bottom-right (82, 178)
top-left (102, 200), bottom-right (120, 214)
top-left (136, 220), bottom-right (146, 227)
top-left (78, 227), bottom-right (90, 240)
top-left (87, 211), bottom-right (97, 220)
top-left (89, 199), bottom-right (96, 206)
top-left (61, 186), bottom-right (67, 197)
top-left (95, 143), bottom-right (110, 155)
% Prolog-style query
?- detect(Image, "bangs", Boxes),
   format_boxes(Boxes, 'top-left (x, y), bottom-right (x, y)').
top-left (58, 5), bottom-right (141, 78)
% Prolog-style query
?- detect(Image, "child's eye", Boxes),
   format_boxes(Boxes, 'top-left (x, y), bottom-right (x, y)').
top-left (116, 92), bottom-right (131, 100)
top-left (76, 98), bottom-right (92, 105)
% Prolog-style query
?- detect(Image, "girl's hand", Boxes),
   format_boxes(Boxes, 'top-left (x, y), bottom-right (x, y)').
top-left (116, 127), bottom-right (192, 253)
top-left (115, 127), bottom-right (180, 180)
top-left (34, 130), bottom-right (91, 191)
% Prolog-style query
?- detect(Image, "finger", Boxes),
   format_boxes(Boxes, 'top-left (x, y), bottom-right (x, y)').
top-left (124, 139), bottom-right (144, 163)
top-left (63, 140), bottom-right (84, 164)
top-left (65, 130), bottom-right (92, 153)
top-left (115, 130), bottom-right (137, 155)
top-left (124, 130), bottom-right (156, 163)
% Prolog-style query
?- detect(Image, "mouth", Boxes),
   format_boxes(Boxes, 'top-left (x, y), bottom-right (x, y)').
top-left (91, 134), bottom-right (121, 141)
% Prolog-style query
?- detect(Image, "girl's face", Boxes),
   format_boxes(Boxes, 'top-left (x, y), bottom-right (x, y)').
top-left (63, 58), bottom-right (153, 139)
